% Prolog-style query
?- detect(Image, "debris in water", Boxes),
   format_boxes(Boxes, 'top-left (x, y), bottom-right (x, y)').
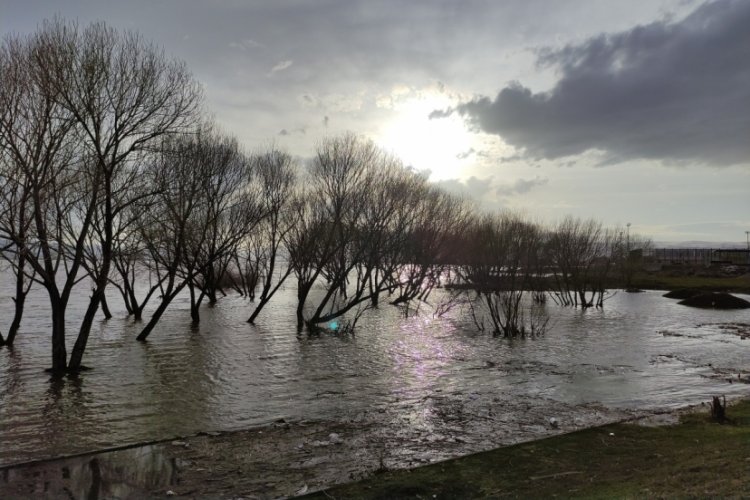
top-left (549, 417), bottom-right (559, 429)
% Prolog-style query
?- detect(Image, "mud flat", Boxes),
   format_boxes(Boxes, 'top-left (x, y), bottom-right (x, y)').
top-left (0, 396), bottom-right (661, 499)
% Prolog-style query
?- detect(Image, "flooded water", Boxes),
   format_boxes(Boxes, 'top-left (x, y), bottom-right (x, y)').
top-left (0, 279), bottom-right (749, 469)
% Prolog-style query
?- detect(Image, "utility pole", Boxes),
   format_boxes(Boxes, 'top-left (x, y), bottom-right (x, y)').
top-left (627, 222), bottom-right (631, 253)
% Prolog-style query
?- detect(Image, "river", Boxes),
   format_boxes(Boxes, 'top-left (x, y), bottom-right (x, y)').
top-left (0, 280), bottom-right (748, 467)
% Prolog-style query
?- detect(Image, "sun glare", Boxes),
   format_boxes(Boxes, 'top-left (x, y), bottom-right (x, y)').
top-left (378, 93), bottom-right (475, 181)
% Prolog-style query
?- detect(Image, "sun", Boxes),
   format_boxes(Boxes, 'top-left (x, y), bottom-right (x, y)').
top-left (377, 92), bottom-right (475, 181)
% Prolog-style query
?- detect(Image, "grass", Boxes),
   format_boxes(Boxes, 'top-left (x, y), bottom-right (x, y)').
top-left (629, 272), bottom-right (750, 294)
top-left (303, 400), bottom-right (750, 499)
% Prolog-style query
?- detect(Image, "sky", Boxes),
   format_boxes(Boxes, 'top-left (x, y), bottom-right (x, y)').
top-left (1, 0), bottom-right (748, 244)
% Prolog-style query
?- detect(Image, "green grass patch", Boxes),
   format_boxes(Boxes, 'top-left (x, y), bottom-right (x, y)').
top-left (304, 400), bottom-right (750, 499)
top-left (631, 273), bottom-right (750, 294)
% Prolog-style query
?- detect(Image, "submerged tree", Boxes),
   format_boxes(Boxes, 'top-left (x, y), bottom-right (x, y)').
top-left (304, 152), bottom-right (416, 327)
top-left (245, 147), bottom-right (297, 324)
top-left (547, 216), bottom-right (614, 308)
top-left (0, 19), bottom-right (202, 370)
top-left (286, 134), bottom-right (438, 331)
top-left (457, 212), bottom-right (548, 337)
top-left (388, 185), bottom-right (469, 307)
top-left (135, 126), bottom-right (264, 340)
top-left (0, 27), bottom-right (80, 365)
top-left (286, 133), bottom-right (374, 329)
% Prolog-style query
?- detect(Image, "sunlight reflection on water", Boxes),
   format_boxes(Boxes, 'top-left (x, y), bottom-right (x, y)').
top-left (0, 281), bottom-right (748, 466)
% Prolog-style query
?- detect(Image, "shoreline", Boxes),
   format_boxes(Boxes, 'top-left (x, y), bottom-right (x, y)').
top-left (2, 396), bottom-right (745, 499)
top-left (304, 397), bottom-right (750, 499)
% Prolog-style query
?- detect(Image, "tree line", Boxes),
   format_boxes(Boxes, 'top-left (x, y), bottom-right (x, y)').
top-left (0, 19), bottom-right (651, 372)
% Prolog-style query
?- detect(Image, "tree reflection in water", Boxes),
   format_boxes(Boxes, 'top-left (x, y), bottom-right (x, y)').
top-left (0, 444), bottom-right (177, 499)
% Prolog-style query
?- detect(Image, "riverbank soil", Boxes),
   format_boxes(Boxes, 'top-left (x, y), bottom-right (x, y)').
top-left (150, 397), bottom-right (637, 498)
top-left (304, 399), bottom-right (750, 499)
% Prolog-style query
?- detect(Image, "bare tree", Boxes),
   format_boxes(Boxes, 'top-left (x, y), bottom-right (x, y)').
top-left (286, 134), bottom-right (455, 331)
top-left (43, 20), bottom-right (202, 367)
top-left (135, 127), bottom-right (263, 340)
top-left (106, 200), bottom-right (166, 321)
top-left (457, 212), bottom-right (548, 337)
top-left (226, 241), bottom-right (263, 299)
top-left (612, 228), bottom-right (653, 291)
top-left (285, 193), bottom-right (332, 329)
top-left (547, 216), bottom-right (613, 308)
top-left (388, 185), bottom-right (469, 307)
top-left (245, 147), bottom-right (297, 323)
top-left (286, 133), bottom-right (377, 329)
top-left (0, 140), bottom-right (36, 346)
top-left (0, 19), bottom-right (202, 370)
top-left (304, 152), bottom-right (414, 328)
top-left (0, 28), bottom-right (80, 367)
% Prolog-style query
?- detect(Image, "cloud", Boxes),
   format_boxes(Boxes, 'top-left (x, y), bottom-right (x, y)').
top-left (495, 176), bottom-right (549, 196)
top-left (269, 59), bottom-right (293, 75)
top-left (434, 174), bottom-right (549, 201)
top-left (299, 94), bottom-right (319, 107)
top-left (428, 108), bottom-right (453, 120)
top-left (433, 176), bottom-right (494, 199)
top-left (454, 0), bottom-right (750, 166)
top-left (229, 38), bottom-right (264, 50)
top-left (456, 148), bottom-right (475, 160)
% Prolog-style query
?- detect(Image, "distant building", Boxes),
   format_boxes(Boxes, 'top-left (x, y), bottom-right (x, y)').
top-left (651, 248), bottom-right (714, 266)
top-left (711, 249), bottom-right (750, 266)
top-left (650, 248), bottom-right (750, 266)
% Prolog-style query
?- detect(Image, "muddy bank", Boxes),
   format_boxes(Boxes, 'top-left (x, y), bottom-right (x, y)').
top-left (678, 292), bottom-right (750, 309)
top-left (0, 395), bottom-right (682, 499)
top-left (302, 399), bottom-right (750, 499)
top-left (663, 288), bottom-right (702, 299)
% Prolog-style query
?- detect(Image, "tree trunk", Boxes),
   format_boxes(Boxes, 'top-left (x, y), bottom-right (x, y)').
top-left (68, 290), bottom-right (103, 370)
top-left (137, 298), bottom-right (171, 341)
top-left (6, 292), bottom-right (26, 346)
top-left (136, 281), bottom-right (186, 341)
top-left (247, 266), bottom-right (292, 324)
top-left (50, 297), bottom-right (68, 373)
top-left (296, 281), bottom-right (313, 330)
top-left (100, 292), bottom-right (112, 319)
top-left (188, 282), bottom-right (201, 324)
top-left (207, 287), bottom-right (218, 305)
top-left (247, 295), bottom-right (271, 324)
top-left (5, 252), bottom-right (29, 346)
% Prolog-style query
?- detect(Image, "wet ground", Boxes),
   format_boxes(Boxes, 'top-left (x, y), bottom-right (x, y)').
top-left (2, 394), bottom-right (683, 499)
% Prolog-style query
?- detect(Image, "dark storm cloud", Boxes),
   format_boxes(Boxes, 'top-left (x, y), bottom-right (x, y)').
top-left (456, 0), bottom-right (750, 166)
